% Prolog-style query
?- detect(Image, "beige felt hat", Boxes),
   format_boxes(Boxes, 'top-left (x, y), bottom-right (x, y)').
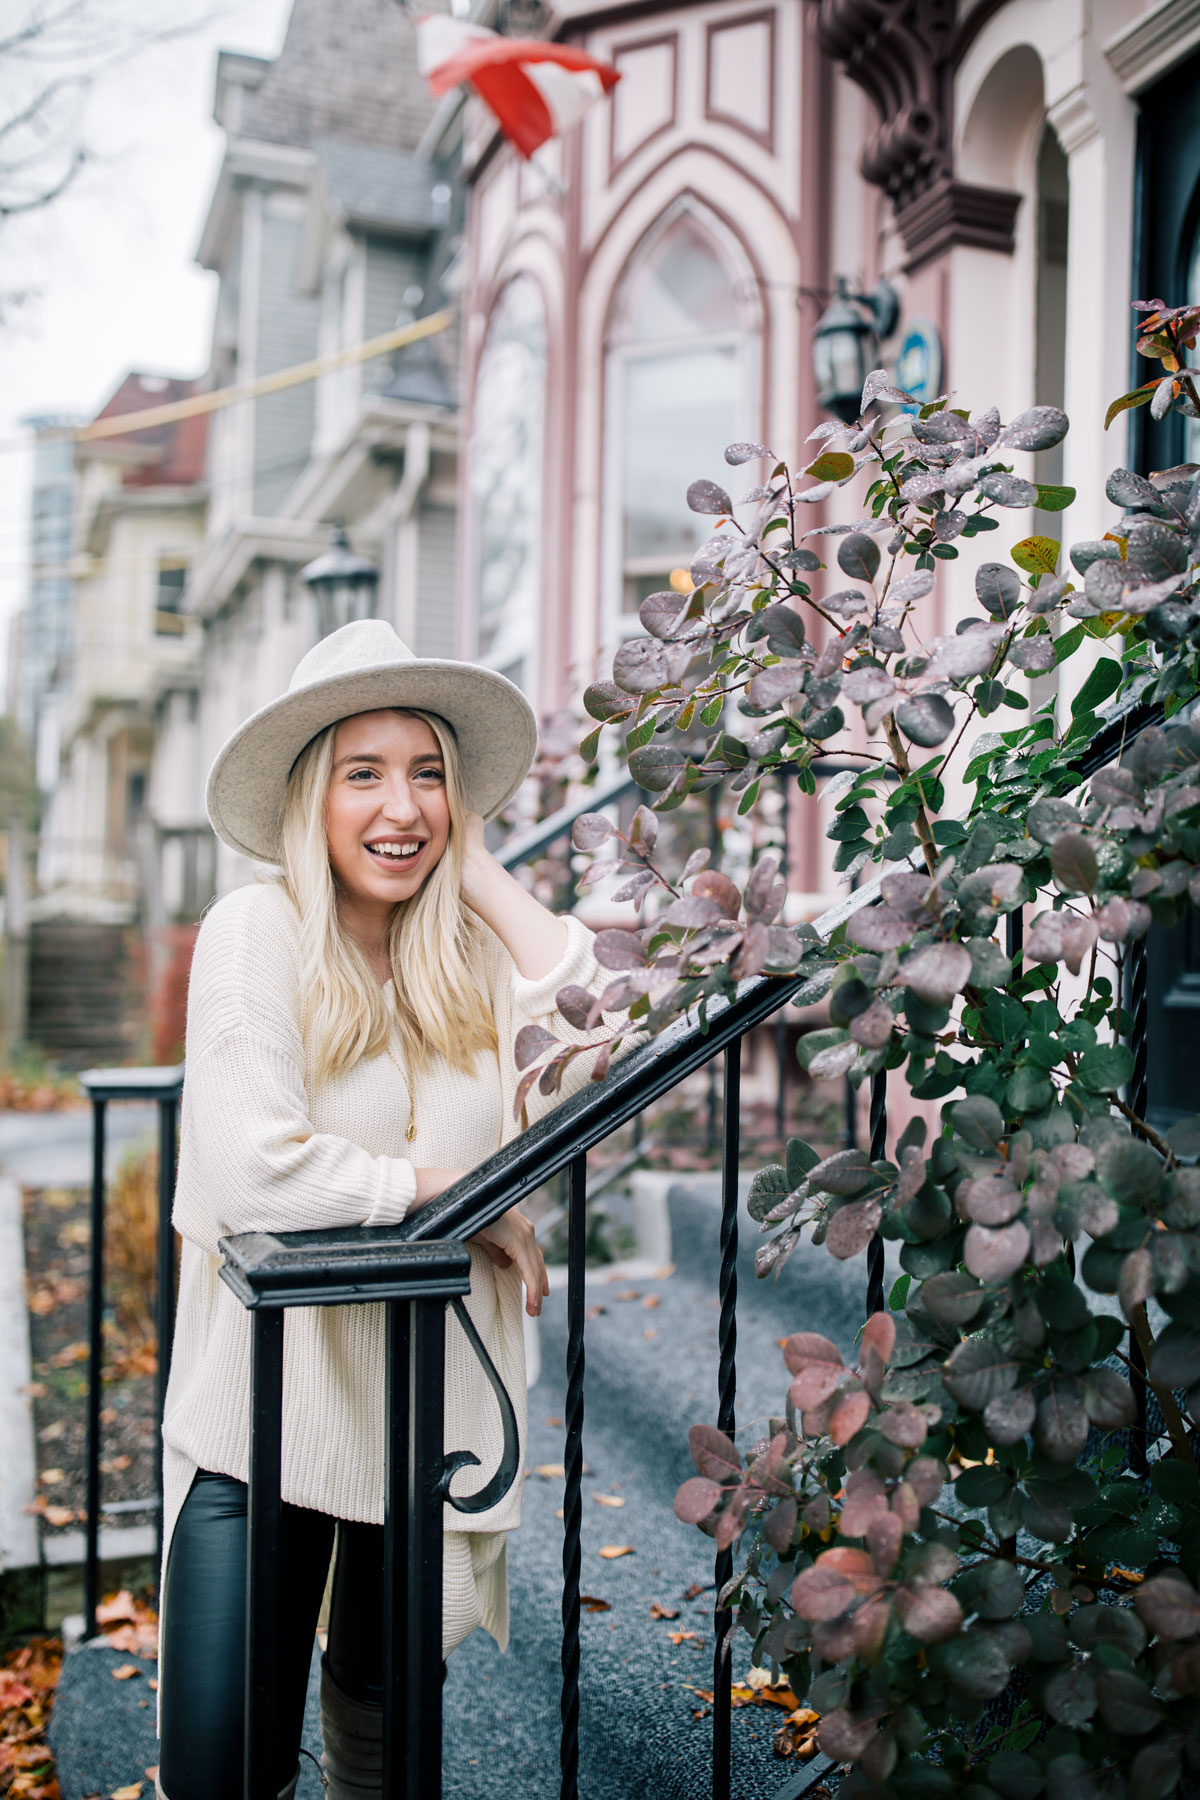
top-left (206, 619), bottom-right (538, 863)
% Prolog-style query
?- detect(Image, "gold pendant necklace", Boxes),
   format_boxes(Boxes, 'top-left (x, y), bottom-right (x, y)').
top-left (385, 1043), bottom-right (418, 1143)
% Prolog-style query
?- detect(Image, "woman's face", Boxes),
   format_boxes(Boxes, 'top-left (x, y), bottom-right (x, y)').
top-left (324, 710), bottom-right (451, 920)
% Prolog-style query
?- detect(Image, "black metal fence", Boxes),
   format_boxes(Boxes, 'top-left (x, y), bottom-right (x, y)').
top-left (72, 694), bottom-right (1165, 1798)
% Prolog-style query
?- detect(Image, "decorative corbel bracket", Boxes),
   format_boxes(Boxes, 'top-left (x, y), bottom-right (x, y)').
top-left (815, 0), bottom-right (1021, 272)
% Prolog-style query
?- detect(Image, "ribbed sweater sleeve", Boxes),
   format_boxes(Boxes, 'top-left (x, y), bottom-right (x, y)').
top-left (172, 882), bottom-right (416, 1252)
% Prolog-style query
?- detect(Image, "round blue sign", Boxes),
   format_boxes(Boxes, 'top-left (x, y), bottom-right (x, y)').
top-left (894, 318), bottom-right (943, 407)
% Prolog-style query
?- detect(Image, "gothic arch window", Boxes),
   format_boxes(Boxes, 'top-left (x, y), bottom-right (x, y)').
top-left (604, 205), bottom-right (761, 626)
top-left (470, 275), bottom-right (547, 697)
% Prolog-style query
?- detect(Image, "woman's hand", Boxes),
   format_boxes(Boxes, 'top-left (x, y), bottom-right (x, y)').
top-left (458, 810), bottom-right (494, 913)
top-left (469, 1208), bottom-right (549, 1318)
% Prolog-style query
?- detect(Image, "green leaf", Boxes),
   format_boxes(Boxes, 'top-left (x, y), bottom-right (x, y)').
top-left (1104, 383), bottom-right (1157, 430)
top-left (580, 724), bottom-right (602, 764)
top-left (1071, 657), bottom-right (1123, 716)
top-left (1011, 536), bottom-right (1060, 578)
top-left (1035, 484), bottom-right (1076, 512)
top-left (1053, 624), bottom-right (1085, 666)
top-left (889, 1272), bottom-right (912, 1311)
top-left (805, 450), bottom-right (855, 483)
top-left (1076, 1043), bottom-right (1134, 1094)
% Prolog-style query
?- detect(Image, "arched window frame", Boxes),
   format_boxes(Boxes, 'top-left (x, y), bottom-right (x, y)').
top-left (469, 273), bottom-right (548, 699)
top-left (601, 199), bottom-right (762, 645)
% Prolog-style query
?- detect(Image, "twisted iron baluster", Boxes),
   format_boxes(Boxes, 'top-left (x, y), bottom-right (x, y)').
top-left (865, 1070), bottom-right (887, 1316)
top-left (713, 1044), bottom-right (740, 1800)
top-left (1126, 936), bottom-right (1150, 1475)
top-left (560, 1151), bottom-right (587, 1800)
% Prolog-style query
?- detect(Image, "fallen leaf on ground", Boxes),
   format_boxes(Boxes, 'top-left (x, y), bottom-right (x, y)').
top-left (593, 1494), bottom-right (625, 1508)
top-left (654, 1264), bottom-right (676, 1278)
top-left (96, 1592), bottom-right (138, 1626)
top-left (669, 1630), bottom-right (700, 1644)
top-left (111, 1665), bottom-right (141, 1681)
top-left (644, 1328), bottom-right (658, 1339)
top-left (99, 1455), bottom-right (132, 1474)
top-left (38, 1421), bottom-right (65, 1442)
top-left (614, 1290), bottom-right (642, 1301)
top-left (683, 1582), bottom-right (710, 1601)
top-left (598, 1546), bottom-right (634, 1559)
top-left (643, 1294), bottom-right (660, 1308)
top-left (111, 1785), bottom-right (144, 1799)
top-left (19, 1381), bottom-right (48, 1398)
top-left (144, 1768), bottom-right (159, 1782)
top-left (649, 1603), bottom-right (680, 1620)
top-left (534, 1463), bottom-right (565, 1478)
top-left (692, 1707), bottom-right (711, 1721)
top-left (148, 1679), bottom-right (158, 1691)
top-left (49, 1342), bottom-right (89, 1367)
top-left (579, 1595), bottom-right (611, 1613)
top-left (730, 1678), bottom-right (801, 1711)
top-left (543, 1416), bottom-right (563, 1427)
top-left (585, 1305), bottom-right (607, 1319)
top-left (774, 1708), bottom-right (821, 1760)
top-left (38, 1469), bottom-right (64, 1485)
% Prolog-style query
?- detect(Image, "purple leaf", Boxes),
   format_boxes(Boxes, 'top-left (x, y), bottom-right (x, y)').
top-left (688, 1423), bottom-right (742, 1481)
top-left (613, 636), bottom-right (672, 695)
top-left (639, 590), bottom-right (692, 639)
top-left (572, 812), bottom-right (616, 850)
top-left (982, 1387), bottom-right (1036, 1444)
top-left (1050, 832), bottom-right (1098, 894)
top-left (687, 478), bottom-right (733, 515)
top-left (847, 907), bottom-right (917, 952)
top-left (674, 1476), bottom-right (724, 1524)
top-left (555, 985), bottom-right (599, 1031)
top-left (1009, 636), bottom-right (1056, 672)
top-left (808, 1148), bottom-right (879, 1195)
top-left (724, 441), bottom-right (773, 465)
top-left (692, 870), bottom-right (741, 918)
top-left (998, 406), bottom-right (1069, 452)
top-left (843, 666), bottom-right (895, 705)
top-left (1135, 1573), bottom-right (1200, 1640)
top-left (824, 1198), bottom-right (881, 1259)
top-left (514, 1023), bottom-right (558, 1069)
top-left (901, 941), bottom-right (973, 1004)
top-left (893, 1585), bottom-right (964, 1644)
top-left (746, 663), bottom-right (807, 706)
top-left (593, 929), bottom-right (648, 971)
top-left (1036, 1386), bottom-right (1090, 1461)
top-left (896, 692), bottom-right (955, 748)
top-left (964, 1219), bottom-right (1031, 1284)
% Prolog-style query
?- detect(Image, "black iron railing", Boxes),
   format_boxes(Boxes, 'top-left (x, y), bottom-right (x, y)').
top-left (76, 1066), bottom-right (184, 1640)
top-left (70, 691), bottom-right (1166, 1797)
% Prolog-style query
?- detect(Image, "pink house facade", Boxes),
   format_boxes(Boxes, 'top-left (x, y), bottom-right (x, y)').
top-left (452, 0), bottom-right (1200, 913)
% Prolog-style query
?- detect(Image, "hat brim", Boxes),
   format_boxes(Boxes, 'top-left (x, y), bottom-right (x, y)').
top-left (206, 659), bottom-right (539, 862)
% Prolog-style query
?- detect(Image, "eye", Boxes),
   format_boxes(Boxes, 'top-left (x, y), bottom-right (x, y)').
top-left (346, 766), bottom-right (378, 782)
top-left (415, 766), bottom-right (445, 783)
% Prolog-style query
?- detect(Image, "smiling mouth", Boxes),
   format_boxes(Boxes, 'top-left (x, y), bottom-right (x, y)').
top-left (366, 841), bottom-right (426, 867)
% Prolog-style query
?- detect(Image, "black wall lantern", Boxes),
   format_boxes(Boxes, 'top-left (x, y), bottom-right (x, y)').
top-left (300, 523), bottom-right (379, 639)
top-left (813, 277), bottom-right (901, 424)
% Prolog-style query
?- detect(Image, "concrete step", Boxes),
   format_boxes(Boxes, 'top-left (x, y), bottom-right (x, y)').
top-left (48, 1179), bottom-right (874, 1797)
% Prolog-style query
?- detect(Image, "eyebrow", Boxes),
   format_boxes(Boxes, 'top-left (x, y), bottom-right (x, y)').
top-left (333, 751), bottom-right (445, 770)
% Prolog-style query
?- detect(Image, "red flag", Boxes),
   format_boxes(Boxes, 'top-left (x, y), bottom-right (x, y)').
top-left (417, 15), bottom-right (620, 159)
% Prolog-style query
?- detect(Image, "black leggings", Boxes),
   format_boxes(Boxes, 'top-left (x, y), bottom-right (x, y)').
top-left (158, 1468), bottom-right (386, 1800)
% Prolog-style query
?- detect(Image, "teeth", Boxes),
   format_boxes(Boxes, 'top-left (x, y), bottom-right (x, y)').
top-left (371, 843), bottom-right (421, 859)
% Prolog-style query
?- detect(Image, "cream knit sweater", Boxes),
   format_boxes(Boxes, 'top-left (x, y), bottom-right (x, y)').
top-left (161, 877), bottom-right (606, 1659)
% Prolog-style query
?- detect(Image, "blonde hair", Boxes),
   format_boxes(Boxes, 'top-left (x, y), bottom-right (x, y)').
top-left (277, 708), bottom-right (497, 1084)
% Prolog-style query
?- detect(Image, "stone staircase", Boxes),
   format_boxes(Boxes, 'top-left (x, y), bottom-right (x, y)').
top-left (26, 921), bottom-right (142, 1067)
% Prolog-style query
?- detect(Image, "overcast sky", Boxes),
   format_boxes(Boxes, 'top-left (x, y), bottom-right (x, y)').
top-left (0, 0), bottom-right (293, 672)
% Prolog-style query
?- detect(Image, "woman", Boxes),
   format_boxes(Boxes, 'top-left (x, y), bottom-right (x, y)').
top-left (157, 619), bottom-right (608, 1800)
